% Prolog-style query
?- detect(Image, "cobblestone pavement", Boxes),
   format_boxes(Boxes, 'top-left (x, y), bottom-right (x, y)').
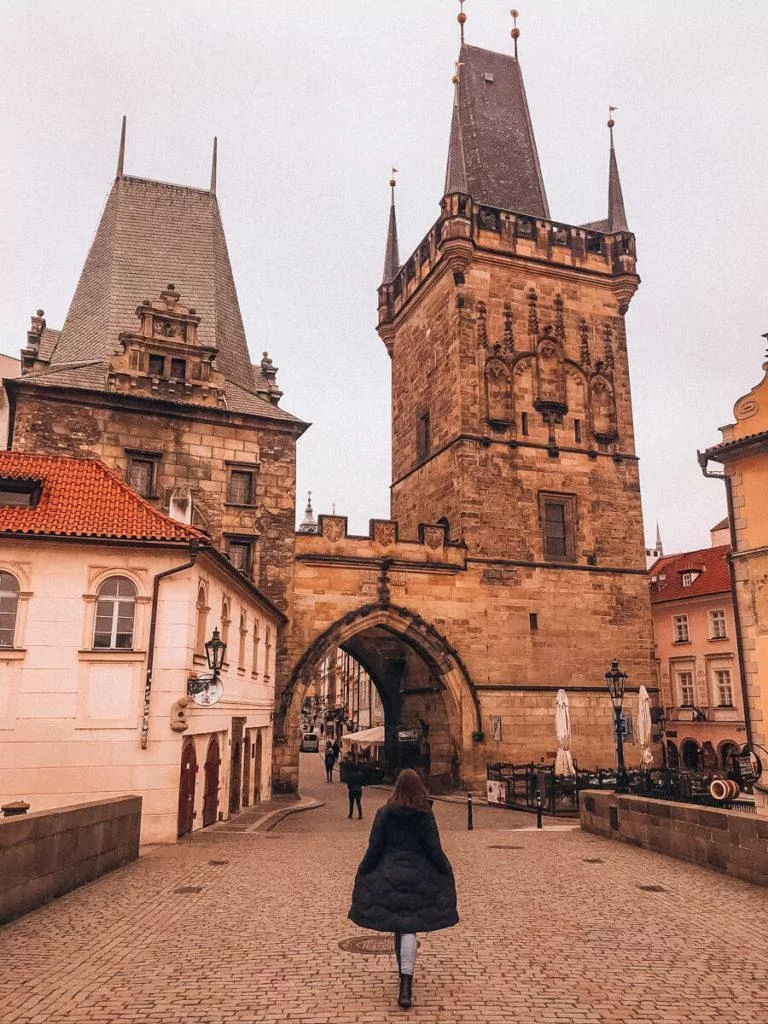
top-left (2, 754), bottom-right (768, 1023)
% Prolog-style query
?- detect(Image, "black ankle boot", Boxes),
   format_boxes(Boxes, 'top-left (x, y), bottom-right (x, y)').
top-left (398, 974), bottom-right (412, 1009)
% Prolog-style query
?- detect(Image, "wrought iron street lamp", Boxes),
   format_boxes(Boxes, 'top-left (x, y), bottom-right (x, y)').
top-left (605, 658), bottom-right (629, 793)
top-left (205, 626), bottom-right (226, 678)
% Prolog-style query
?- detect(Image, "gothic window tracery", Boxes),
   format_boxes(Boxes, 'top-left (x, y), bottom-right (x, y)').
top-left (485, 358), bottom-right (513, 428)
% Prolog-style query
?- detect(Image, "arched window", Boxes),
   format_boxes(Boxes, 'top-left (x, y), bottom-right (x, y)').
top-left (195, 584), bottom-right (208, 654)
top-left (221, 599), bottom-right (231, 646)
top-left (238, 611), bottom-right (247, 670)
top-left (252, 619), bottom-right (261, 678)
top-left (437, 517), bottom-right (451, 542)
top-left (681, 739), bottom-right (701, 771)
top-left (93, 576), bottom-right (136, 649)
top-left (665, 740), bottom-right (679, 769)
top-left (264, 627), bottom-right (272, 680)
top-left (0, 571), bottom-right (20, 648)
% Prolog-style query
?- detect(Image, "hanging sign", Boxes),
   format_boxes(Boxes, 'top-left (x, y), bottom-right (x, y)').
top-left (490, 715), bottom-right (503, 742)
top-left (187, 673), bottom-right (224, 707)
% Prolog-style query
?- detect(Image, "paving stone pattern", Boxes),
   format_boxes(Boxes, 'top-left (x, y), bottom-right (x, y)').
top-left (1, 754), bottom-right (767, 1023)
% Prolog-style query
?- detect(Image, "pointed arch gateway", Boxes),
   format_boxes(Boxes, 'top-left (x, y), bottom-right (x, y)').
top-left (275, 603), bottom-right (482, 794)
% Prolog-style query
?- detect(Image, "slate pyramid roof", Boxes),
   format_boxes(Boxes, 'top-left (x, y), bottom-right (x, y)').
top-left (381, 192), bottom-right (400, 285)
top-left (444, 43), bottom-right (549, 218)
top-left (27, 174), bottom-right (303, 425)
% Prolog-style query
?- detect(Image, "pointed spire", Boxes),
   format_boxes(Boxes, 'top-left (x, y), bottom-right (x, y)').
top-left (298, 491), bottom-right (318, 534)
top-left (511, 9), bottom-right (520, 60)
top-left (210, 136), bottom-right (218, 194)
top-left (116, 115), bottom-right (126, 178)
top-left (655, 522), bottom-right (663, 557)
top-left (444, 61), bottom-right (468, 195)
top-left (606, 108), bottom-right (629, 232)
top-left (381, 171), bottom-right (401, 285)
top-left (457, 1), bottom-right (467, 45)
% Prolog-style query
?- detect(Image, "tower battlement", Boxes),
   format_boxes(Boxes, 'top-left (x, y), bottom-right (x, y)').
top-left (378, 192), bottom-right (637, 338)
top-left (295, 516), bottom-right (466, 572)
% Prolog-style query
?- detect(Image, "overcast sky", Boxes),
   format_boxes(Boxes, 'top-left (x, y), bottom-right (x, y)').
top-left (2, 1), bottom-right (767, 555)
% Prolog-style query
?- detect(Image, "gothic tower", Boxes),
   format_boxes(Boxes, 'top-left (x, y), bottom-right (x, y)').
top-left (378, 30), bottom-right (644, 578)
top-left (7, 125), bottom-right (307, 610)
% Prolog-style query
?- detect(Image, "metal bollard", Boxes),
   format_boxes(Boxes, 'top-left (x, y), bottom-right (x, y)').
top-left (467, 791), bottom-right (474, 831)
top-left (536, 791), bottom-right (543, 829)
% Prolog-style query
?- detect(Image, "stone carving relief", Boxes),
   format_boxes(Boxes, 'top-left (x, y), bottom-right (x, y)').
top-left (535, 332), bottom-right (566, 410)
top-left (554, 294), bottom-right (565, 343)
top-left (579, 319), bottom-right (591, 367)
top-left (476, 303), bottom-right (488, 349)
top-left (422, 526), bottom-right (445, 550)
top-left (590, 376), bottom-right (618, 441)
top-left (503, 305), bottom-right (514, 353)
top-left (321, 516), bottom-right (346, 542)
top-left (527, 288), bottom-right (539, 336)
top-left (373, 522), bottom-right (397, 547)
top-left (485, 358), bottom-right (514, 428)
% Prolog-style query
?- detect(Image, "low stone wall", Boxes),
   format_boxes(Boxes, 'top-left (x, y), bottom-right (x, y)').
top-left (581, 790), bottom-right (768, 888)
top-left (0, 796), bottom-right (142, 924)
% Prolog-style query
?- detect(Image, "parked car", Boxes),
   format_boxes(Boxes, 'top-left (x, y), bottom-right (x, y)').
top-left (300, 732), bottom-right (319, 753)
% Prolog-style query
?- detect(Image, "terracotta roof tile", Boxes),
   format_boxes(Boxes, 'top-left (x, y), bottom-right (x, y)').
top-left (0, 451), bottom-right (204, 543)
top-left (649, 545), bottom-right (731, 603)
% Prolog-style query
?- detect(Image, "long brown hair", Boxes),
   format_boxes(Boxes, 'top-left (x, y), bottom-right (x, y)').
top-left (387, 769), bottom-right (430, 812)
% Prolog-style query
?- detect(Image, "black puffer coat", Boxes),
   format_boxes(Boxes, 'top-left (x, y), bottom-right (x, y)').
top-left (348, 804), bottom-right (458, 933)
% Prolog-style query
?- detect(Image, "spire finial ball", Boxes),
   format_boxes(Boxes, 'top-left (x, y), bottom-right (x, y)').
top-left (458, 12), bottom-right (466, 24)
top-left (607, 118), bottom-right (615, 128)
top-left (389, 178), bottom-right (396, 188)
top-left (511, 28), bottom-right (520, 39)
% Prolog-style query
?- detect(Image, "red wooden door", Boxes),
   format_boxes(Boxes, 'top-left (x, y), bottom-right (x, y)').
top-left (177, 738), bottom-right (197, 837)
top-left (203, 735), bottom-right (220, 828)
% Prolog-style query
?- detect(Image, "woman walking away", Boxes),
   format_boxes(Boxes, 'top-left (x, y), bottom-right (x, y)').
top-left (324, 743), bottom-right (335, 783)
top-left (345, 755), bottom-right (365, 819)
top-left (348, 769), bottom-right (458, 1009)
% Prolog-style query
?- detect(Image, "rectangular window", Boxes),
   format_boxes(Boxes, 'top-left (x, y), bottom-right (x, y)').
top-left (227, 540), bottom-right (252, 574)
top-left (574, 419), bottom-right (582, 443)
top-left (709, 609), bottom-right (727, 639)
top-left (127, 457), bottom-right (155, 498)
top-left (228, 469), bottom-right (255, 505)
top-left (169, 358), bottom-right (186, 380)
top-left (677, 671), bottom-right (694, 707)
top-left (529, 612), bottom-right (538, 631)
top-left (715, 669), bottom-right (734, 707)
top-left (148, 354), bottom-right (165, 377)
top-left (417, 412), bottom-right (431, 462)
top-left (521, 411), bottom-right (529, 436)
top-left (673, 615), bottom-right (689, 643)
top-left (264, 627), bottom-right (272, 680)
top-left (681, 572), bottom-right (693, 588)
top-left (543, 501), bottom-right (567, 559)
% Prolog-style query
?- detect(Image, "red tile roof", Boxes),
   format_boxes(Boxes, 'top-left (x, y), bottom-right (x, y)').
top-left (0, 452), bottom-right (204, 543)
top-left (649, 544), bottom-right (731, 603)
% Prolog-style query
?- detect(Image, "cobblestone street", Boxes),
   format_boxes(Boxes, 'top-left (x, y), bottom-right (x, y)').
top-left (2, 755), bottom-right (767, 1024)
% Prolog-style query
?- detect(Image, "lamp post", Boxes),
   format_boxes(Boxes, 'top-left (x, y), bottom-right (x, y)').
top-left (605, 658), bottom-right (629, 793)
top-left (205, 626), bottom-right (226, 679)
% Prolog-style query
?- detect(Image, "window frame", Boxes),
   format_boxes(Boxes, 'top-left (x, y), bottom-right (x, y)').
top-left (224, 534), bottom-right (259, 579)
top-left (672, 614), bottom-right (690, 643)
top-left (538, 491), bottom-right (577, 563)
top-left (676, 669), bottom-right (695, 708)
top-left (713, 668), bottom-right (734, 708)
top-left (709, 609), bottom-right (727, 640)
top-left (125, 449), bottom-right (161, 500)
top-left (92, 575), bottom-right (137, 651)
top-left (225, 463), bottom-right (259, 508)
top-left (681, 572), bottom-right (693, 588)
top-left (0, 570), bottom-right (20, 648)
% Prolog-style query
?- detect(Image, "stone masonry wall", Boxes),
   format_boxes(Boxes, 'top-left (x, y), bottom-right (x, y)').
top-left (0, 797), bottom-right (142, 924)
top-left (581, 790), bottom-right (768, 888)
top-left (10, 390), bottom-right (298, 611)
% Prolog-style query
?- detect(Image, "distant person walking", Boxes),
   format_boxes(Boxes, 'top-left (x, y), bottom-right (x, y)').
top-left (348, 769), bottom-right (458, 1010)
top-left (332, 737), bottom-right (341, 764)
top-left (345, 756), bottom-right (364, 819)
top-left (324, 743), bottom-right (335, 783)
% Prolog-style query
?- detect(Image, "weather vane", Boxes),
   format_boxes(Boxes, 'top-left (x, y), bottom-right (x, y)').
top-left (511, 9), bottom-right (520, 59)
top-left (390, 167), bottom-right (398, 189)
top-left (457, 1), bottom-right (467, 44)
top-left (608, 105), bottom-right (618, 144)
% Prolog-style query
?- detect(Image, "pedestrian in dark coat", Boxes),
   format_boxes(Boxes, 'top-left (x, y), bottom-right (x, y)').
top-left (345, 757), bottom-right (365, 819)
top-left (324, 744), bottom-right (335, 783)
top-left (349, 769), bottom-right (458, 1009)
top-left (332, 738), bottom-right (341, 763)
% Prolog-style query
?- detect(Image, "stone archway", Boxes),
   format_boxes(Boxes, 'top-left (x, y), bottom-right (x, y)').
top-left (273, 603), bottom-right (482, 795)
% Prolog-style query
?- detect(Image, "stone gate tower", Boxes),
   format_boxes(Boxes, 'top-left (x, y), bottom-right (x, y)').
top-left (379, 37), bottom-right (642, 569)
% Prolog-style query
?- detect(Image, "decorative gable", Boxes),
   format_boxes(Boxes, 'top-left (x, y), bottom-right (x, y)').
top-left (107, 285), bottom-right (226, 407)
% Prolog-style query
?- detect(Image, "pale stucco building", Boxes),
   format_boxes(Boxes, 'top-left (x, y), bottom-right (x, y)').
top-left (0, 451), bottom-right (284, 843)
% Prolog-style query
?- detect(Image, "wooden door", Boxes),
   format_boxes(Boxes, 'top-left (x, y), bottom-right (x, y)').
top-left (253, 730), bottom-right (263, 803)
top-left (241, 730), bottom-right (251, 809)
top-left (229, 717), bottom-right (246, 816)
top-left (202, 735), bottom-right (220, 828)
top-left (177, 738), bottom-right (197, 837)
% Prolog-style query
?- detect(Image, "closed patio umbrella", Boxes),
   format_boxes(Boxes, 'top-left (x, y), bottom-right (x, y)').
top-left (638, 685), bottom-right (654, 766)
top-left (554, 688), bottom-right (575, 776)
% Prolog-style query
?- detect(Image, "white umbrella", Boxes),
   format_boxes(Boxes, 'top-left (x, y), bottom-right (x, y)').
top-left (340, 725), bottom-right (385, 750)
top-left (554, 689), bottom-right (575, 776)
top-left (637, 685), bottom-right (654, 766)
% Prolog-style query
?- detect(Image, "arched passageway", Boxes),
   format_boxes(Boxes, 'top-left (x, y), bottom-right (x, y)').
top-left (681, 739), bottom-right (701, 771)
top-left (274, 604), bottom-right (481, 796)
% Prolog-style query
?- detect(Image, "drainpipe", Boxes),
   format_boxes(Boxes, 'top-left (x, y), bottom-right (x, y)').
top-left (697, 452), bottom-right (756, 757)
top-left (141, 540), bottom-right (200, 750)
